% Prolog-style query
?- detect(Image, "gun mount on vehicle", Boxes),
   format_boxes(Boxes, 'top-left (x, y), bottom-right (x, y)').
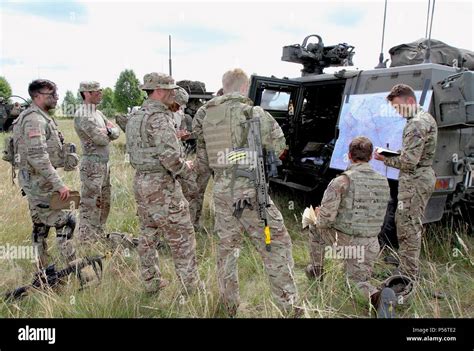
top-left (281, 34), bottom-right (355, 76)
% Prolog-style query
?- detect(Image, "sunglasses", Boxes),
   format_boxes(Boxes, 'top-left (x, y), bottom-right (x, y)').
top-left (38, 91), bottom-right (59, 98)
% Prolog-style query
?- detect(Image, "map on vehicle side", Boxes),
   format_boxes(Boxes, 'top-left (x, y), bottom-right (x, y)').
top-left (330, 90), bottom-right (433, 180)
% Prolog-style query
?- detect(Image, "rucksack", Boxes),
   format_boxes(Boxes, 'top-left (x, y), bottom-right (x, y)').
top-left (2, 134), bottom-right (17, 184)
top-left (2, 135), bottom-right (15, 165)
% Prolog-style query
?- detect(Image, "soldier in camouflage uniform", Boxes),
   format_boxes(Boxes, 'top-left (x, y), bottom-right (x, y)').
top-left (12, 79), bottom-right (77, 268)
top-left (194, 68), bottom-right (298, 316)
top-left (172, 88), bottom-right (195, 155)
top-left (170, 87), bottom-right (189, 133)
top-left (170, 88), bottom-right (199, 224)
top-left (189, 88), bottom-right (225, 229)
top-left (307, 137), bottom-right (392, 315)
top-left (190, 104), bottom-right (213, 229)
top-left (126, 72), bottom-right (199, 294)
top-left (375, 84), bottom-right (438, 279)
top-left (74, 81), bottom-right (120, 242)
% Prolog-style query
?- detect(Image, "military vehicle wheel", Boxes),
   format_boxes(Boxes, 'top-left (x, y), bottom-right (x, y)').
top-left (458, 198), bottom-right (474, 236)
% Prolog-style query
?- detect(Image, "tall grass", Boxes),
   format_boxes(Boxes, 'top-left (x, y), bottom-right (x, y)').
top-left (0, 120), bottom-right (472, 318)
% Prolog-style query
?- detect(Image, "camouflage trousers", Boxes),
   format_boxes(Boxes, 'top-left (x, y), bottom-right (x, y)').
top-left (396, 168), bottom-right (436, 278)
top-left (213, 187), bottom-right (298, 315)
top-left (133, 171), bottom-right (199, 293)
top-left (179, 170), bottom-right (199, 229)
top-left (18, 170), bottom-right (76, 267)
top-left (78, 159), bottom-right (111, 242)
top-left (309, 226), bottom-right (379, 298)
top-left (189, 149), bottom-right (212, 228)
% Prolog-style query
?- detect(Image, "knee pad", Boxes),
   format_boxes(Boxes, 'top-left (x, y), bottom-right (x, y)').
top-left (56, 213), bottom-right (76, 240)
top-left (32, 223), bottom-right (50, 242)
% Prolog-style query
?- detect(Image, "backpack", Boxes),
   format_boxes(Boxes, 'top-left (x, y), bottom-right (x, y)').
top-left (2, 136), bottom-right (14, 163)
top-left (2, 135), bottom-right (17, 184)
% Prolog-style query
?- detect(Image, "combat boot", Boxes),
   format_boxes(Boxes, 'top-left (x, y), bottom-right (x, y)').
top-left (383, 254), bottom-right (400, 266)
top-left (371, 287), bottom-right (397, 318)
top-left (32, 223), bottom-right (50, 269)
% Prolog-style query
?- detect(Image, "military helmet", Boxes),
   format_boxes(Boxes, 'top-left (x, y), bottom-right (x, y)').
top-left (382, 274), bottom-right (415, 303)
top-left (174, 87), bottom-right (189, 106)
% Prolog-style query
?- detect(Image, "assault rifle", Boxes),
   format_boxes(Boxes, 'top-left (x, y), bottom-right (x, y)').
top-left (5, 255), bottom-right (106, 301)
top-left (233, 107), bottom-right (282, 252)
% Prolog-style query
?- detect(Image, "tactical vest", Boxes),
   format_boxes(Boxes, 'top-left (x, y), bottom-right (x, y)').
top-left (333, 163), bottom-right (390, 237)
top-left (13, 106), bottom-right (65, 171)
top-left (202, 98), bottom-right (252, 170)
top-left (126, 105), bottom-right (166, 172)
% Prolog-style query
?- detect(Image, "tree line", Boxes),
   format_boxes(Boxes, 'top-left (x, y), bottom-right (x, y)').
top-left (0, 69), bottom-right (146, 118)
top-left (61, 69), bottom-right (146, 117)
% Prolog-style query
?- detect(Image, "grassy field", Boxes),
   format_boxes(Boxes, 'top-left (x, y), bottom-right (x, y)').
top-left (0, 118), bottom-right (472, 318)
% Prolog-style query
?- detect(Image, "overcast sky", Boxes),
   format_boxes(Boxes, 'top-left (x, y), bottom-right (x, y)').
top-left (1, 0), bottom-right (472, 101)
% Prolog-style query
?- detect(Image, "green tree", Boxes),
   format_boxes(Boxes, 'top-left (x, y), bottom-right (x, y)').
top-left (62, 90), bottom-right (78, 117)
top-left (76, 91), bottom-right (83, 104)
top-left (99, 87), bottom-right (117, 117)
top-left (0, 76), bottom-right (12, 100)
top-left (114, 69), bottom-right (143, 113)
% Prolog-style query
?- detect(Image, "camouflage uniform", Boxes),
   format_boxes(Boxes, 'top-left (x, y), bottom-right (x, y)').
top-left (13, 103), bottom-right (76, 267)
top-left (195, 92), bottom-right (298, 315)
top-left (126, 73), bottom-right (199, 293)
top-left (384, 108), bottom-right (437, 278)
top-left (309, 162), bottom-right (390, 298)
top-left (74, 81), bottom-right (120, 242)
top-left (172, 88), bottom-right (199, 224)
top-left (180, 113), bottom-right (193, 134)
top-left (190, 105), bottom-right (213, 228)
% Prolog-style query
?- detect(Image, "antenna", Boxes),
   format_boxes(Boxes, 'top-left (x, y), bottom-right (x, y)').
top-left (169, 35), bottom-right (172, 76)
top-left (375, 0), bottom-right (388, 69)
top-left (424, 0), bottom-right (431, 38)
top-left (423, 0), bottom-right (436, 63)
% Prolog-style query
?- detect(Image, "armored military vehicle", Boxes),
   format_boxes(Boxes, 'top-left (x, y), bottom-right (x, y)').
top-left (248, 35), bottom-right (474, 241)
top-left (0, 96), bottom-right (29, 132)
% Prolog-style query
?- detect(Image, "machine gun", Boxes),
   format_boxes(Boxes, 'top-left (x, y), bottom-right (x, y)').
top-left (5, 255), bottom-right (106, 301)
top-left (282, 34), bottom-right (355, 75)
top-left (231, 107), bottom-right (282, 252)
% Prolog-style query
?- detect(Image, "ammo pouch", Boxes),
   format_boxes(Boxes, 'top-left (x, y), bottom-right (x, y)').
top-left (61, 143), bottom-right (80, 171)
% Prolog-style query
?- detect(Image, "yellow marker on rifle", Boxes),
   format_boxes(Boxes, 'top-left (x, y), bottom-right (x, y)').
top-left (264, 224), bottom-right (271, 251)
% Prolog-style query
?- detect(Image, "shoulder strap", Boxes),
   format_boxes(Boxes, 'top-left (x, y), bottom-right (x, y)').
top-left (139, 107), bottom-right (153, 148)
